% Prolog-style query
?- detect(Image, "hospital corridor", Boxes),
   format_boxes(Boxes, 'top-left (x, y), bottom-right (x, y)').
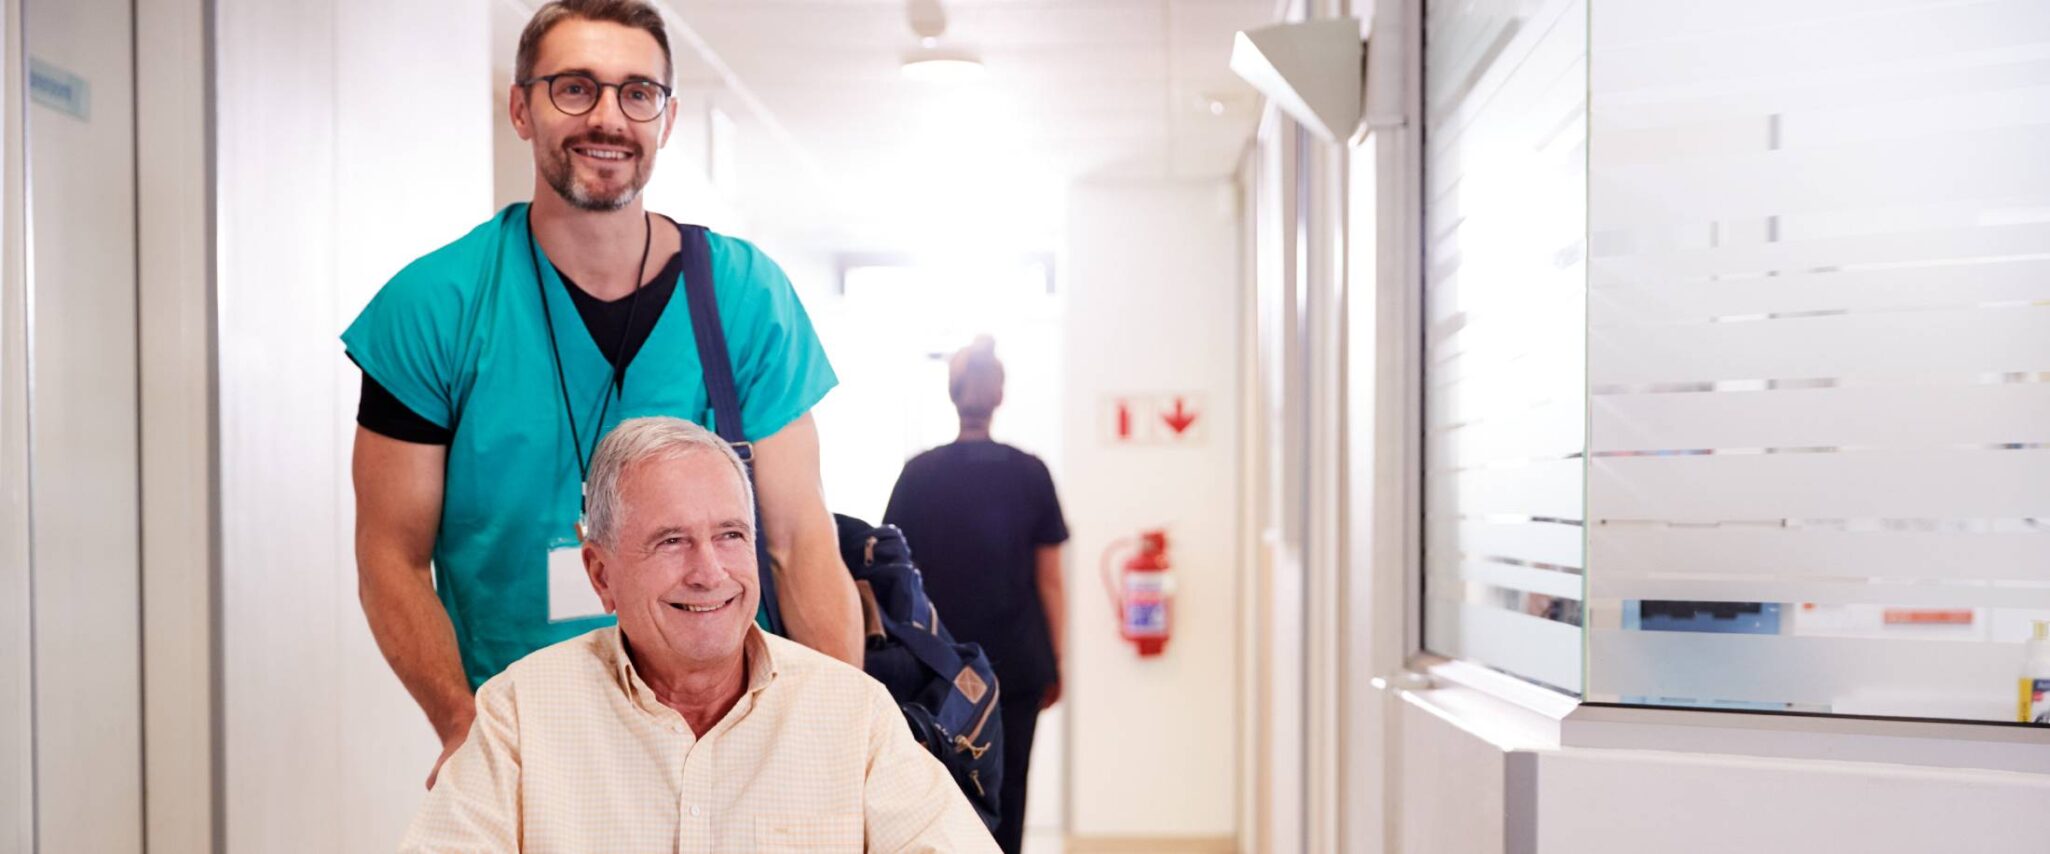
top-left (5, 0), bottom-right (2050, 852)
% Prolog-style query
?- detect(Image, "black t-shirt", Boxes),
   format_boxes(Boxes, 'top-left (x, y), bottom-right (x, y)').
top-left (883, 440), bottom-right (1069, 694)
top-left (355, 236), bottom-right (685, 444)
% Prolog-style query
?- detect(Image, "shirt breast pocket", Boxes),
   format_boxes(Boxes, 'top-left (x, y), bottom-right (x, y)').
top-left (753, 812), bottom-right (861, 852)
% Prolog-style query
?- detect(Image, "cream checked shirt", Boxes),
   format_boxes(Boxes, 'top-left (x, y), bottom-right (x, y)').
top-left (400, 625), bottom-right (998, 853)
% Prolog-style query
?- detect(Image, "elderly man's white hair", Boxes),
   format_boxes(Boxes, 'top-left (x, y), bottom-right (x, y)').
top-left (583, 416), bottom-right (754, 548)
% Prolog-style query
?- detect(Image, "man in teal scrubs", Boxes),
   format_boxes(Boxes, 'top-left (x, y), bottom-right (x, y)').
top-left (344, 0), bottom-right (860, 789)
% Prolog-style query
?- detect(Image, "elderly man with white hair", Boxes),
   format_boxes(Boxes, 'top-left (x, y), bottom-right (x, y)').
top-left (401, 416), bottom-right (997, 852)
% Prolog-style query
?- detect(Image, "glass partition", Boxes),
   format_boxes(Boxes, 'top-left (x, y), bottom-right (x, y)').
top-left (1420, 0), bottom-right (2050, 722)
top-left (1584, 0), bottom-right (2050, 722)
top-left (1421, 0), bottom-right (1590, 694)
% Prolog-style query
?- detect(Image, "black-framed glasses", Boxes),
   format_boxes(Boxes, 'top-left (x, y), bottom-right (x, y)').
top-left (519, 73), bottom-right (671, 123)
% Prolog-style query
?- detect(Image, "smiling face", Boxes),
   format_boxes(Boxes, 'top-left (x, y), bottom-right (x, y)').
top-left (584, 448), bottom-right (758, 673)
top-left (510, 17), bottom-right (675, 211)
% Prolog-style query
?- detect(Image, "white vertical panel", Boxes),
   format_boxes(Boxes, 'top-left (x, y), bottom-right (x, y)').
top-left (1421, 0), bottom-right (1588, 693)
top-left (0, 0), bottom-right (32, 847)
top-left (25, 0), bottom-right (142, 848)
top-left (217, 0), bottom-right (343, 848)
top-left (136, 0), bottom-right (216, 850)
top-left (332, 1), bottom-right (491, 850)
top-left (219, 0), bottom-right (490, 851)
top-left (1586, 0), bottom-right (2050, 721)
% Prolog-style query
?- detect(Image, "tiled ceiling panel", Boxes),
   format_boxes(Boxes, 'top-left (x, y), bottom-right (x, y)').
top-left (659, 0), bottom-right (1279, 246)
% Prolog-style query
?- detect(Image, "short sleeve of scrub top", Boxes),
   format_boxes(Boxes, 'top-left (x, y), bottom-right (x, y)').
top-left (341, 249), bottom-right (470, 432)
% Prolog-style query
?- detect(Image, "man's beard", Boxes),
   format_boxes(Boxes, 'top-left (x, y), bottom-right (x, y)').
top-left (542, 132), bottom-right (649, 212)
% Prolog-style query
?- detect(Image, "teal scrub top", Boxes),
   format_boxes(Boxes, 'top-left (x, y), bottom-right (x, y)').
top-left (341, 203), bottom-right (837, 688)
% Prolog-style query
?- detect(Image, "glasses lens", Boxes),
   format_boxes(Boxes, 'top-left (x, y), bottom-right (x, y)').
top-left (549, 75), bottom-right (599, 115)
top-left (620, 81), bottom-right (667, 122)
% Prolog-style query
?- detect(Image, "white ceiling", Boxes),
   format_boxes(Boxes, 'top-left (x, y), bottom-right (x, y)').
top-left (658, 0), bottom-right (1282, 250)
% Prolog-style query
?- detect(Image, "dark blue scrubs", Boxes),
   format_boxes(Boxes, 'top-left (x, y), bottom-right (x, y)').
top-left (885, 439), bottom-right (1067, 854)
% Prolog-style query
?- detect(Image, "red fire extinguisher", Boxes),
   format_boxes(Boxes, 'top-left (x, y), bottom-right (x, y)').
top-left (1100, 530), bottom-right (1174, 657)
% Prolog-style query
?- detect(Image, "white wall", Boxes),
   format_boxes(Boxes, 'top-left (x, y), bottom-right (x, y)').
top-left (1062, 179), bottom-right (1241, 843)
top-left (1537, 748), bottom-right (2050, 854)
top-left (137, 0), bottom-right (216, 849)
top-left (1423, 691), bottom-right (2050, 854)
top-left (0, 0), bottom-right (29, 846)
top-left (216, 1), bottom-right (491, 850)
top-left (21, 0), bottom-right (143, 849)
top-left (1391, 681), bottom-right (2050, 854)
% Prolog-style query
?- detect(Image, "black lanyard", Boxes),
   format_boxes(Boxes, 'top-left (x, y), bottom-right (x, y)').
top-left (529, 211), bottom-right (654, 497)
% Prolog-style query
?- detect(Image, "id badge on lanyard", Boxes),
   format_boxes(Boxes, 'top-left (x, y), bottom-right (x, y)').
top-left (546, 532), bottom-right (606, 622)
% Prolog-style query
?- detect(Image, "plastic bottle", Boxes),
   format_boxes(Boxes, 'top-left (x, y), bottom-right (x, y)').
top-left (2022, 620), bottom-right (2050, 724)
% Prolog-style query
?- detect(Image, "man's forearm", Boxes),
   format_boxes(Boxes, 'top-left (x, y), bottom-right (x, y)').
top-left (1039, 577), bottom-right (1066, 667)
top-left (772, 528), bottom-right (864, 666)
top-left (359, 557), bottom-right (475, 742)
top-left (1036, 546), bottom-right (1067, 666)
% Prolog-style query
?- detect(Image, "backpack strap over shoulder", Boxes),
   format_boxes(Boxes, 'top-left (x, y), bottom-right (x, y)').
top-left (679, 224), bottom-right (785, 636)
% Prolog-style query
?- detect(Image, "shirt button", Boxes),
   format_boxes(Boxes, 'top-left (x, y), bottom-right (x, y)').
top-left (671, 724), bottom-right (685, 734)
top-left (689, 805), bottom-right (702, 818)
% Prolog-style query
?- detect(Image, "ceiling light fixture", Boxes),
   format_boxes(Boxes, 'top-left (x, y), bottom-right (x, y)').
top-left (901, 50), bottom-right (986, 83)
top-left (900, 0), bottom-right (983, 84)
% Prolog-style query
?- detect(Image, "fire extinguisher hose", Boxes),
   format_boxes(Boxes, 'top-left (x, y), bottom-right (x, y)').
top-left (1098, 536), bottom-right (1134, 615)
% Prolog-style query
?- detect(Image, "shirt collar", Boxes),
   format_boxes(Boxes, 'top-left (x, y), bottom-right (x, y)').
top-left (608, 624), bottom-right (779, 718)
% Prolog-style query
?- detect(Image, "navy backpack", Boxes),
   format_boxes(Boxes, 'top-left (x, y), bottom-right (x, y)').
top-left (678, 225), bottom-right (1005, 829)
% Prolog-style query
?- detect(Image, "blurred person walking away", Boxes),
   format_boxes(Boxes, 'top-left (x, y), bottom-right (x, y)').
top-left (884, 336), bottom-right (1069, 854)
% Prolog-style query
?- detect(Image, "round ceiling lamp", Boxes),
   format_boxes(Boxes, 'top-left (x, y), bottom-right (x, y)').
top-left (901, 51), bottom-right (986, 83)
top-left (900, 0), bottom-right (984, 83)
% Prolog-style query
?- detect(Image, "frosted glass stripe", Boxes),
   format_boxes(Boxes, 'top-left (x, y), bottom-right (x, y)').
top-left (1461, 560), bottom-right (1584, 601)
top-left (1450, 602), bottom-right (1584, 692)
top-left (1591, 383), bottom-right (2050, 452)
top-left (1589, 629), bottom-right (2020, 716)
top-left (1432, 400), bottom-right (1585, 464)
top-left (1429, 382), bottom-right (1586, 441)
top-left (1592, 576), bottom-right (2050, 610)
top-left (1597, 82), bottom-right (2050, 164)
top-left (1445, 520), bottom-right (1584, 570)
top-left (1591, 525), bottom-right (2050, 584)
top-left (1588, 258), bottom-right (2050, 327)
top-left (1588, 306), bottom-right (2050, 386)
top-left (1590, 448), bottom-right (2050, 521)
top-left (1447, 458), bottom-right (1586, 521)
top-left (1594, 0), bottom-right (2048, 90)
top-left (1429, 273), bottom-right (1586, 350)
top-left (1594, 127), bottom-right (2050, 226)
top-left (1595, 0), bottom-right (2001, 49)
top-left (1592, 50), bottom-right (2050, 129)
top-left (1589, 221), bottom-right (2050, 286)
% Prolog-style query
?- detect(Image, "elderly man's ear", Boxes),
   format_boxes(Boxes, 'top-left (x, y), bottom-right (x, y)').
top-left (583, 541), bottom-right (619, 615)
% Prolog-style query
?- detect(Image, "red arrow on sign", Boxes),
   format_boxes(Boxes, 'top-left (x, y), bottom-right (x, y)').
top-left (1162, 397), bottom-right (1198, 435)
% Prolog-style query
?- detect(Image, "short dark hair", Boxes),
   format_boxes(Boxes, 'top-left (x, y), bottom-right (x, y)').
top-left (948, 336), bottom-right (1004, 418)
top-left (516, 0), bottom-right (674, 86)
